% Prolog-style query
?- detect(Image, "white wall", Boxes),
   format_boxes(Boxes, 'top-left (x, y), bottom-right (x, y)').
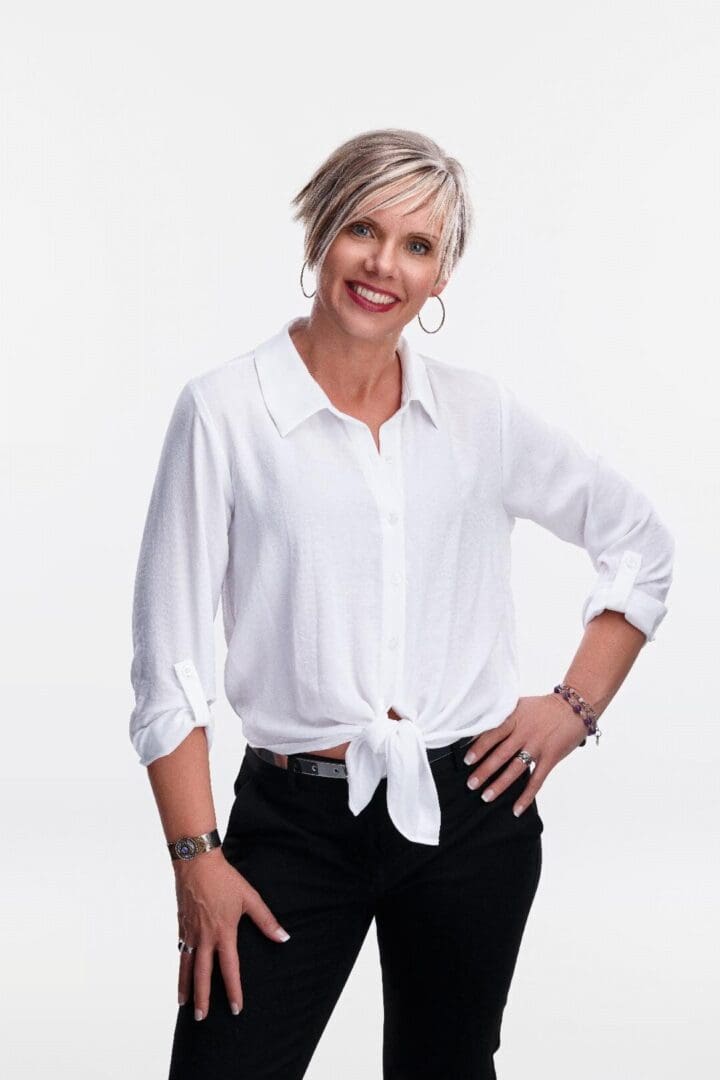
top-left (2, 1), bottom-right (716, 1076)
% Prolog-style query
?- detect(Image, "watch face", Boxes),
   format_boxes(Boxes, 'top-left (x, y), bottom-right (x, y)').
top-left (175, 838), bottom-right (198, 860)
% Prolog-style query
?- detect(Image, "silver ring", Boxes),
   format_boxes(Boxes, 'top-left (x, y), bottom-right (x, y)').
top-left (178, 939), bottom-right (196, 955)
top-left (515, 749), bottom-right (535, 768)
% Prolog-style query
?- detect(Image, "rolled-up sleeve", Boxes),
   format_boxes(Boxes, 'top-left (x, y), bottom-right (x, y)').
top-left (498, 381), bottom-right (674, 642)
top-left (129, 379), bottom-right (234, 766)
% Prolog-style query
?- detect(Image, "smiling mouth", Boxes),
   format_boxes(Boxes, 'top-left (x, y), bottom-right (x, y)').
top-left (347, 281), bottom-right (401, 305)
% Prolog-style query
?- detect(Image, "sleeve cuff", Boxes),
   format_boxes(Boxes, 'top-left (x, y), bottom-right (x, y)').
top-left (581, 584), bottom-right (669, 643)
top-left (130, 657), bottom-right (216, 765)
top-left (131, 705), bottom-right (215, 767)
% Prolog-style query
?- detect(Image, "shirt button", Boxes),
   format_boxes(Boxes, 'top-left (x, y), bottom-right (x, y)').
top-left (384, 454), bottom-right (393, 464)
top-left (388, 636), bottom-right (399, 649)
top-left (388, 512), bottom-right (398, 525)
top-left (181, 662), bottom-right (194, 678)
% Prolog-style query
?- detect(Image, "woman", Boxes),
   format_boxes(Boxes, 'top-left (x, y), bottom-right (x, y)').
top-left (129, 128), bottom-right (674, 1078)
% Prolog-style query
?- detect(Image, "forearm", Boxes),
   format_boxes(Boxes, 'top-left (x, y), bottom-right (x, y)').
top-left (147, 726), bottom-right (218, 845)
top-left (561, 609), bottom-right (647, 720)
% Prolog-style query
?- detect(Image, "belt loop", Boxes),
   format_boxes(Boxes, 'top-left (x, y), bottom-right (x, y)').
top-left (287, 755), bottom-right (299, 792)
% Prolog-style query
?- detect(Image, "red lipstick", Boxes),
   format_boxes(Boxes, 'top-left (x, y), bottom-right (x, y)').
top-left (345, 281), bottom-right (401, 313)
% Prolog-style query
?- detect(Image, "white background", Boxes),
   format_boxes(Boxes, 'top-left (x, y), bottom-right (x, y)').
top-left (2, 2), bottom-right (717, 1076)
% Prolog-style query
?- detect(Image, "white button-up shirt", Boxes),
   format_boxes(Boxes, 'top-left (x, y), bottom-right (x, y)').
top-left (129, 316), bottom-right (674, 845)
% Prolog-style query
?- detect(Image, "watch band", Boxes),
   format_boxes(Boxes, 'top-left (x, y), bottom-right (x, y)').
top-left (167, 828), bottom-right (222, 862)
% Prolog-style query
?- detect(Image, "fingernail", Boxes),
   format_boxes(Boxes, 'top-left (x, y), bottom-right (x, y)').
top-left (274, 927), bottom-right (291, 942)
top-left (194, 1008), bottom-right (204, 1021)
top-left (513, 804), bottom-right (525, 817)
top-left (230, 1001), bottom-right (241, 1015)
top-left (178, 995), bottom-right (186, 1006)
top-left (481, 788), bottom-right (495, 802)
top-left (466, 776), bottom-right (480, 790)
top-left (464, 752), bottom-right (476, 766)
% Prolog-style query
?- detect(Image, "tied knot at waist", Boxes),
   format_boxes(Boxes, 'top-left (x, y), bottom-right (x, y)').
top-left (344, 712), bottom-right (442, 847)
top-left (363, 711), bottom-right (418, 754)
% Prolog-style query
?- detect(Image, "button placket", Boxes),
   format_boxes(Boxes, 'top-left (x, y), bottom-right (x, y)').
top-left (378, 424), bottom-right (406, 703)
top-left (340, 415), bottom-right (407, 706)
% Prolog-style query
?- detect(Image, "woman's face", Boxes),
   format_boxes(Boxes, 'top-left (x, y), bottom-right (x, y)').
top-left (314, 193), bottom-right (450, 343)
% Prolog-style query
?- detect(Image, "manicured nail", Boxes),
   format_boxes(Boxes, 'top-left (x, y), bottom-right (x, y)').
top-left (195, 1008), bottom-right (204, 1021)
top-left (178, 994), bottom-right (186, 1006)
top-left (274, 927), bottom-right (291, 942)
top-left (466, 775), bottom-right (480, 790)
top-left (464, 752), bottom-right (476, 766)
top-left (481, 788), bottom-right (496, 802)
top-left (513, 804), bottom-right (525, 817)
top-left (230, 1001), bottom-right (241, 1015)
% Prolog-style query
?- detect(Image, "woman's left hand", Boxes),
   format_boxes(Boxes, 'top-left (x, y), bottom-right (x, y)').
top-left (463, 694), bottom-right (589, 816)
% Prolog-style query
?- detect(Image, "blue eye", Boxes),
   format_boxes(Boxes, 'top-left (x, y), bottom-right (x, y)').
top-left (349, 223), bottom-right (431, 255)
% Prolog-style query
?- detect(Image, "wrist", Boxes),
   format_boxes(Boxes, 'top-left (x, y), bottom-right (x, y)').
top-left (167, 827), bottom-right (222, 866)
top-left (547, 692), bottom-right (586, 736)
top-left (551, 684), bottom-right (603, 746)
top-left (173, 845), bottom-right (224, 872)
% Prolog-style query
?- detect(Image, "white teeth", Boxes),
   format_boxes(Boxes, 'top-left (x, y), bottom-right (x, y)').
top-left (350, 283), bottom-right (397, 305)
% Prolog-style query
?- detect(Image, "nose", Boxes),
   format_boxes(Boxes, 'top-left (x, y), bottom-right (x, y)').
top-left (365, 238), bottom-right (400, 281)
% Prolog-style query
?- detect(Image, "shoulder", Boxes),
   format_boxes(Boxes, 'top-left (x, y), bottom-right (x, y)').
top-left (421, 350), bottom-right (500, 398)
top-left (159, 347), bottom-right (262, 447)
top-left (413, 349), bottom-right (503, 449)
top-left (185, 347), bottom-right (257, 412)
top-left (419, 350), bottom-right (502, 433)
top-left (420, 350), bottom-right (554, 426)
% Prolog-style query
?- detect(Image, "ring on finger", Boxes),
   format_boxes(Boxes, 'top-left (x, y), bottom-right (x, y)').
top-left (178, 939), bottom-right (196, 955)
top-left (515, 749), bottom-right (535, 769)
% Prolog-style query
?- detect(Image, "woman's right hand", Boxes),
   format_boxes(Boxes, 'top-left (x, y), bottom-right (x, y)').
top-left (174, 848), bottom-right (291, 1020)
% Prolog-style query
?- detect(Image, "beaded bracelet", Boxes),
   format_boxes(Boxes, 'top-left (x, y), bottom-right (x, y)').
top-left (553, 683), bottom-right (602, 746)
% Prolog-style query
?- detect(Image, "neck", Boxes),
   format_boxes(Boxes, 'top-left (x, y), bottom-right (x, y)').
top-left (289, 310), bottom-right (401, 405)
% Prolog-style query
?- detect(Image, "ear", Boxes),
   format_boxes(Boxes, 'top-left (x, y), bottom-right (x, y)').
top-left (431, 275), bottom-right (450, 298)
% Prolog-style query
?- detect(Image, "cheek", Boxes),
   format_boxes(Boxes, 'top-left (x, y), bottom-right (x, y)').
top-left (325, 236), bottom-right (355, 269)
top-left (407, 266), bottom-right (441, 300)
top-left (316, 257), bottom-right (349, 296)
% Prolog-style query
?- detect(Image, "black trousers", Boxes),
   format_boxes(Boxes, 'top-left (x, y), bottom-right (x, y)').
top-left (169, 734), bottom-right (544, 1079)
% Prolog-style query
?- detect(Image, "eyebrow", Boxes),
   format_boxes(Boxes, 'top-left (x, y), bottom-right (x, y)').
top-left (359, 215), bottom-right (439, 242)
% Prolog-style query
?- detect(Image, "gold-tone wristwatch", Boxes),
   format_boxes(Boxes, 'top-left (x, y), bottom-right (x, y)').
top-left (167, 828), bottom-right (222, 863)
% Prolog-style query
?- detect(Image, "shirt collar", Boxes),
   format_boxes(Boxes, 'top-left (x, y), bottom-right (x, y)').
top-left (254, 317), bottom-right (440, 437)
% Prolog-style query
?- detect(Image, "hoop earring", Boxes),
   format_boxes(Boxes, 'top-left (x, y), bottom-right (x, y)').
top-left (417, 294), bottom-right (445, 334)
top-left (300, 260), bottom-right (316, 299)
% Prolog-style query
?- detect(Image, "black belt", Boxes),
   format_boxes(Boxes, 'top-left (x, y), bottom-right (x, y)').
top-left (249, 734), bottom-right (476, 780)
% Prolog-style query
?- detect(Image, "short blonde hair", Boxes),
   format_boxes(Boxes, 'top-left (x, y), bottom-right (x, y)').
top-left (290, 128), bottom-right (473, 286)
